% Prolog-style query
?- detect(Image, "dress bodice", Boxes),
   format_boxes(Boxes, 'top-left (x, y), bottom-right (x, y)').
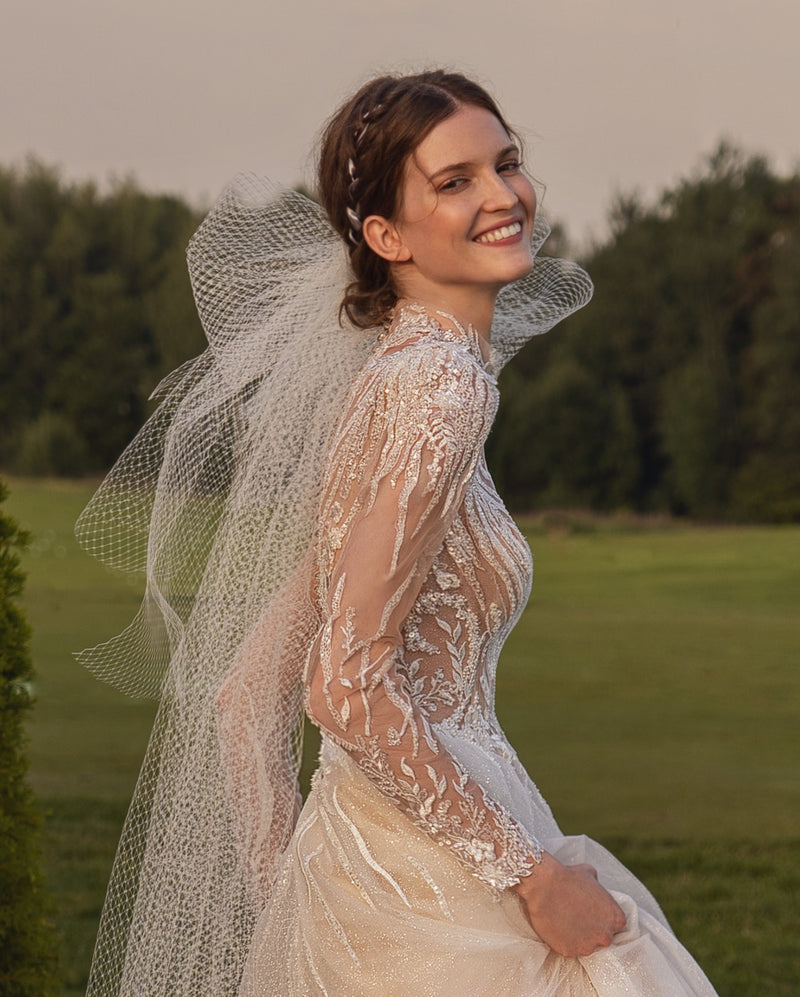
top-left (303, 304), bottom-right (542, 890)
top-left (402, 453), bottom-right (533, 737)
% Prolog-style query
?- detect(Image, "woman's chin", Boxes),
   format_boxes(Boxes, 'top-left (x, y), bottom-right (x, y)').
top-left (498, 254), bottom-right (535, 285)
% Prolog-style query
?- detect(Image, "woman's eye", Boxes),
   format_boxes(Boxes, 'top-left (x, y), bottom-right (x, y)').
top-left (498, 160), bottom-right (522, 174)
top-left (439, 177), bottom-right (468, 192)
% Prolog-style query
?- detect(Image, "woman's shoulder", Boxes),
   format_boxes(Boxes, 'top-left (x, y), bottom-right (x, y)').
top-left (329, 313), bottom-right (499, 470)
top-left (366, 342), bottom-right (491, 418)
top-left (340, 312), bottom-right (496, 445)
top-left (371, 303), bottom-right (494, 387)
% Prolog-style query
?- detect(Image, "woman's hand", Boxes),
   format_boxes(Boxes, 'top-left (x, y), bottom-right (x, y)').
top-left (511, 852), bottom-right (627, 958)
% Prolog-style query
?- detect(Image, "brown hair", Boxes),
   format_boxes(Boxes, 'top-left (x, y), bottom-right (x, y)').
top-left (317, 70), bottom-right (517, 329)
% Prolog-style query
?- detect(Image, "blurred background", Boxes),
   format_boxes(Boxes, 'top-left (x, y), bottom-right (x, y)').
top-left (1, 1), bottom-right (798, 994)
top-left (2, 0), bottom-right (799, 517)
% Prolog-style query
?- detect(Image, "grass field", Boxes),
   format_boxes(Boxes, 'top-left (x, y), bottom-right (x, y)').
top-left (5, 477), bottom-right (799, 996)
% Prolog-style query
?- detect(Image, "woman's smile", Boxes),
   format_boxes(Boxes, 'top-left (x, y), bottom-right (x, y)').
top-left (474, 218), bottom-right (524, 244)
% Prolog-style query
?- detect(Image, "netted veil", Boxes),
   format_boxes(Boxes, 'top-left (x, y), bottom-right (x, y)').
top-left (75, 174), bottom-right (592, 996)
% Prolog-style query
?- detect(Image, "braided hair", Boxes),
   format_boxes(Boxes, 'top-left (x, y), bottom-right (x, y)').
top-left (317, 70), bottom-right (518, 329)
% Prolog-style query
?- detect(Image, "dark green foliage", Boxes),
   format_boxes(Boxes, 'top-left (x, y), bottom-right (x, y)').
top-left (488, 143), bottom-right (800, 521)
top-left (733, 227), bottom-right (800, 520)
top-left (14, 412), bottom-right (90, 477)
top-left (1, 150), bottom-right (798, 519)
top-left (0, 479), bottom-right (59, 996)
top-left (0, 160), bottom-right (205, 474)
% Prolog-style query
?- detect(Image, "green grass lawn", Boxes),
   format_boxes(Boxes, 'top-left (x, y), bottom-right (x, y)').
top-left (5, 478), bottom-right (799, 996)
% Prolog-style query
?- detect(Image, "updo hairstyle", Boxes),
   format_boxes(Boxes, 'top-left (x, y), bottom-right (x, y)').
top-left (317, 70), bottom-right (517, 329)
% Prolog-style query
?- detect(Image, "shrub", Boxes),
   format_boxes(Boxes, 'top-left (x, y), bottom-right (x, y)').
top-left (0, 479), bottom-right (59, 996)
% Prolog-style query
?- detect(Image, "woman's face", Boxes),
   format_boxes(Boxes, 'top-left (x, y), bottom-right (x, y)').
top-left (390, 104), bottom-right (537, 312)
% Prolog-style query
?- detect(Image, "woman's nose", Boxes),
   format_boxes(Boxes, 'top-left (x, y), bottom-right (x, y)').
top-left (481, 173), bottom-right (519, 210)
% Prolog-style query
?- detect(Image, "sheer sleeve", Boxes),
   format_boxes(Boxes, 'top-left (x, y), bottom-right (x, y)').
top-left (304, 340), bottom-right (543, 890)
top-left (216, 553), bottom-right (320, 904)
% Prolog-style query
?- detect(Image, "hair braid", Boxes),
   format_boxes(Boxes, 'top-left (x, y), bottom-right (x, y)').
top-left (317, 71), bottom-right (518, 329)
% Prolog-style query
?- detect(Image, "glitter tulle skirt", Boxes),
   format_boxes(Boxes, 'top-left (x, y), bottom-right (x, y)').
top-left (239, 730), bottom-right (717, 996)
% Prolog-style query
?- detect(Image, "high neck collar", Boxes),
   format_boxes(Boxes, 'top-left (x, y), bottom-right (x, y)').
top-left (382, 302), bottom-right (498, 377)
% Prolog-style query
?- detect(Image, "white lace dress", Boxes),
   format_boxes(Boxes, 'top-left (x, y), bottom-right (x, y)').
top-left (238, 306), bottom-right (718, 996)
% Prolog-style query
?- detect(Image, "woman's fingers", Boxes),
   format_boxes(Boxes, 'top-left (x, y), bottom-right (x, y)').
top-left (512, 854), bottom-right (629, 958)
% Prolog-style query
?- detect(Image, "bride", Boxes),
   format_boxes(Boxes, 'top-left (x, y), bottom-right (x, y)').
top-left (78, 70), bottom-right (718, 995)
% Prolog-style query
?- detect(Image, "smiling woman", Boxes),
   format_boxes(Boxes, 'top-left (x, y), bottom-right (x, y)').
top-left (363, 106), bottom-right (537, 334)
top-left (77, 70), bottom-right (719, 996)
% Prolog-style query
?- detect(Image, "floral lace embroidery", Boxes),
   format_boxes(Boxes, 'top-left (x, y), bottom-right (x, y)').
top-left (304, 305), bottom-right (542, 890)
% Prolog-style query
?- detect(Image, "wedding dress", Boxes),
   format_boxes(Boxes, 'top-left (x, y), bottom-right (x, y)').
top-left (78, 178), bottom-right (717, 997)
top-left (234, 304), bottom-right (718, 996)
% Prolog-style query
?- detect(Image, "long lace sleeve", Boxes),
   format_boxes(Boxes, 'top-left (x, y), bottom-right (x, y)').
top-left (304, 340), bottom-right (543, 890)
top-left (216, 554), bottom-right (320, 905)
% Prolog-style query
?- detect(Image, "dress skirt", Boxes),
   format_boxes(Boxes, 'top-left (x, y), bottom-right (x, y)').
top-left (239, 732), bottom-right (718, 996)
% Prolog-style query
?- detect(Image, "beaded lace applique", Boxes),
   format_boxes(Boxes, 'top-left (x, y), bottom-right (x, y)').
top-left (304, 304), bottom-right (542, 889)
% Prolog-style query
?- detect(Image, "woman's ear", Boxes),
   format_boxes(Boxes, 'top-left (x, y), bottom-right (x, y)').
top-left (361, 215), bottom-right (412, 263)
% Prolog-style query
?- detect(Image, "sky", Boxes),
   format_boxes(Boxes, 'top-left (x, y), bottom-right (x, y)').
top-left (2, 0), bottom-right (798, 245)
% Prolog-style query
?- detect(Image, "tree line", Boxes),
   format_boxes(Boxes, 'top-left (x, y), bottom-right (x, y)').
top-left (1, 149), bottom-right (798, 521)
top-left (489, 143), bottom-right (800, 522)
top-left (0, 161), bottom-right (205, 475)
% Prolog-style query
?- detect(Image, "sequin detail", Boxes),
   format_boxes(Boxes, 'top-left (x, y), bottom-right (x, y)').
top-left (304, 305), bottom-right (542, 890)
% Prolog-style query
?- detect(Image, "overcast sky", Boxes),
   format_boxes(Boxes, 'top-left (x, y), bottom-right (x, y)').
top-left (3, 0), bottom-right (798, 244)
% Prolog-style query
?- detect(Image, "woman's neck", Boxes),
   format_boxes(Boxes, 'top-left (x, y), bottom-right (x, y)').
top-left (392, 297), bottom-right (493, 365)
top-left (391, 280), bottom-right (498, 342)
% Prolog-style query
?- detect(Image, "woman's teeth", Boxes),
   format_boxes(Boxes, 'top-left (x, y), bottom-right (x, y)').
top-left (476, 221), bottom-right (522, 244)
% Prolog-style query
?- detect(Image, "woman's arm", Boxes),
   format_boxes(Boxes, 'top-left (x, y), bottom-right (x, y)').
top-left (216, 552), bottom-right (320, 904)
top-left (305, 343), bottom-right (542, 888)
